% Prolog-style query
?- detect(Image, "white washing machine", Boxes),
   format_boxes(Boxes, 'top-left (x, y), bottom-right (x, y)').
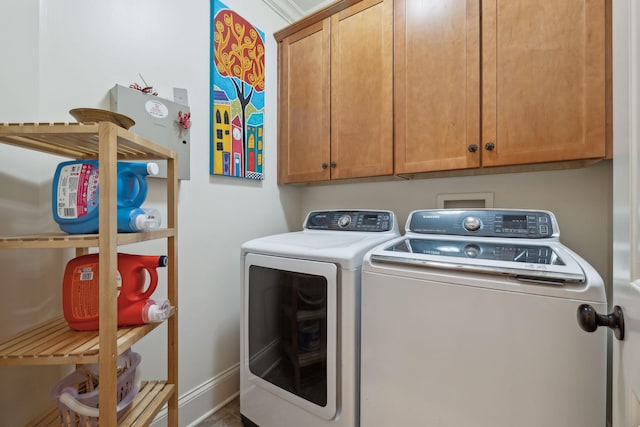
top-left (360, 209), bottom-right (607, 427)
top-left (240, 210), bottom-right (399, 427)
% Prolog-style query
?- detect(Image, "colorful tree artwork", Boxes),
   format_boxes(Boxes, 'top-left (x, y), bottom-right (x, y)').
top-left (211, 0), bottom-right (265, 180)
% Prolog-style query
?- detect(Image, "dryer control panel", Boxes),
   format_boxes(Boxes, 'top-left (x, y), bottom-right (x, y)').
top-left (305, 210), bottom-right (394, 232)
top-left (407, 209), bottom-right (558, 239)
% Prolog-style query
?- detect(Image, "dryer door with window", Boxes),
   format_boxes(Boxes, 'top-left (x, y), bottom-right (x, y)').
top-left (243, 253), bottom-right (337, 420)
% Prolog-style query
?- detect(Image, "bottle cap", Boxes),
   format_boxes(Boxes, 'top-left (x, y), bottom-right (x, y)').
top-left (147, 163), bottom-right (160, 176)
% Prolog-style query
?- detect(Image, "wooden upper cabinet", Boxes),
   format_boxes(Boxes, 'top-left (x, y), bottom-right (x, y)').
top-left (395, 0), bottom-right (608, 174)
top-left (278, 0), bottom-right (608, 182)
top-left (481, 0), bottom-right (608, 167)
top-left (276, 0), bottom-right (393, 184)
top-left (394, 0), bottom-right (481, 174)
top-left (278, 20), bottom-right (331, 184)
top-left (330, 0), bottom-right (394, 180)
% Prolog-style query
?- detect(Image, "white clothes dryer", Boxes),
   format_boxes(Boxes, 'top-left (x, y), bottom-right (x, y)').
top-left (240, 210), bottom-right (399, 427)
top-left (360, 209), bottom-right (607, 427)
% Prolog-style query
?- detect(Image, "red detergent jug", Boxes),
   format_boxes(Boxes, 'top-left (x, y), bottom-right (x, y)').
top-left (62, 253), bottom-right (170, 331)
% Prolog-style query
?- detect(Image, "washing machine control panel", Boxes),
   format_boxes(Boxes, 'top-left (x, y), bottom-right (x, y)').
top-left (408, 209), bottom-right (557, 238)
top-left (305, 210), bottom-right (394, 232)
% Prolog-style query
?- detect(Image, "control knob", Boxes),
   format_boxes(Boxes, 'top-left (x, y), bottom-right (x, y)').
top-left (463, 216), bottom-right (482, 232)
top-left (338, 214), bottom-right (352, 228)
top-left (463, 244), bottom-right (481, 258)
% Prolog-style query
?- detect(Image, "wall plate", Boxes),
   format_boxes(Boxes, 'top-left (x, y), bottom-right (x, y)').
top-left (437, 192), bottom-right (494, 209)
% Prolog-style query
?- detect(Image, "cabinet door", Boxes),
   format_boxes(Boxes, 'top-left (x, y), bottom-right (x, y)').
top-left (394, 0), bottom-right (481, 174)
top-left (278, 20), bottom-right (331, 184)
top-left (482, 0), bottom-right (607, 166)
top-left (330, 0), bottom-right (393, 179)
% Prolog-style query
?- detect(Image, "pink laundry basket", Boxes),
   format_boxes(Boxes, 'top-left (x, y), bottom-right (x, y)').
top-left (50, 349), bottom-right (141, 426)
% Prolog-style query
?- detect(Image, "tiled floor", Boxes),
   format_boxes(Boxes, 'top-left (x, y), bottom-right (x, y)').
top-left (196, 396), bottom-right (242, 427)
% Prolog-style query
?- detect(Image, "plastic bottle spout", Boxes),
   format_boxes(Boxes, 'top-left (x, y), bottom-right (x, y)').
top-left (142, 299), bottom-right (171, 323)
top-left (133, 208), bottom-right (161, 231)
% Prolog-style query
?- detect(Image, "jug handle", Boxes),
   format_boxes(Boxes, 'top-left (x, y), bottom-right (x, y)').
top-left (118, 172), bottom-right (149, 207)
top-left (139, 266), bottom-right (158, 300)
top-left (129, 173), bottom-right (149, 207)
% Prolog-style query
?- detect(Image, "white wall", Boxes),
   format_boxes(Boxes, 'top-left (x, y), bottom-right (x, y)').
top-left (0, 1), bottom-right (297, 426)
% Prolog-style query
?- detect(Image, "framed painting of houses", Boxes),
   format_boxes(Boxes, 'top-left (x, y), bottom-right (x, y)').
top-left (210, 0), bottom-right (265, 180)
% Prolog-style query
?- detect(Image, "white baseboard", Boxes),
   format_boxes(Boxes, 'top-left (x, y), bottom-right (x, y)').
top-left (151, 363), bottom-right (240, 427)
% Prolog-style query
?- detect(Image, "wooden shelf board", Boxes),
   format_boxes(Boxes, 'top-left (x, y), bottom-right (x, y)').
top-left (296, 308), bottom-right (326, 321)
top-left (0, 228), bottom-right (177, 249)
top-left (0, 313), bottom-right (174, 366)
top-left (297, 349), bottom-right (327, 367)
top-left (121, 381), bottom-right (175, 426)
top-left (26, 381), bottom-right (175, 427)
top-left (282, 341), bottom-right (327, 368)
top-left (0, 122), bottom-right (176, 161)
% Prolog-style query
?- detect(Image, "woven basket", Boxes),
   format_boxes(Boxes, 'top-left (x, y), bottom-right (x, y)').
top-left (50, 349), bottom-right (141, 426)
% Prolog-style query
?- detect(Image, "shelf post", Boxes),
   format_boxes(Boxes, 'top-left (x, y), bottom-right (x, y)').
top-left (167, 149), bottom-right (179, 426)
top-left (97, 122), bottom-right (120, 425)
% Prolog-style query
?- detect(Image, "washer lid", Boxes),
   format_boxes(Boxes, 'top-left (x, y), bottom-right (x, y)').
top-left (370, 237), bottom-right (585, 284)
top-left (241, 210), bottom-right (399, 269)
top-left (241, 229), bottom-right (400, 269)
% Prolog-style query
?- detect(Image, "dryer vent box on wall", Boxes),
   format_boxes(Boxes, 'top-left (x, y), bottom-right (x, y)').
top-left (109, 84), bottom-right (190, 180)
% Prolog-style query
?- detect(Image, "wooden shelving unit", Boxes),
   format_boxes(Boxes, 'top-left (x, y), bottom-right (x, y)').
top-left (0, 122), bottom-right (179, 426)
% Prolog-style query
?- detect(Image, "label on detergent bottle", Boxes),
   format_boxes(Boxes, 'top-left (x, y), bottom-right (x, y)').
top-left (55, 163), bottom-right (99, 219)
top-left (68, 261), bottom-right (122, 320)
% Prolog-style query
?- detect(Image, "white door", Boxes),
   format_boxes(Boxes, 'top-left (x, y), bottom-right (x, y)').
top-left (613, 1), bottom-right (640, 426)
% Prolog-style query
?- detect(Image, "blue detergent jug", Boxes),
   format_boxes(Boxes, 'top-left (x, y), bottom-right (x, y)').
top-left (52, 160), bottom-right (160, 234)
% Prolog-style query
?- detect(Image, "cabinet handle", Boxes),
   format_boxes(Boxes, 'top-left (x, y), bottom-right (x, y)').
top-left (468, 144), bottom-right (478, 153)
top-left (330, 162), bottom-right (337, 168)
top-left (322, 163), bottom-right (328, 170)
top-left (485, 142), bottom-right (495, 151)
